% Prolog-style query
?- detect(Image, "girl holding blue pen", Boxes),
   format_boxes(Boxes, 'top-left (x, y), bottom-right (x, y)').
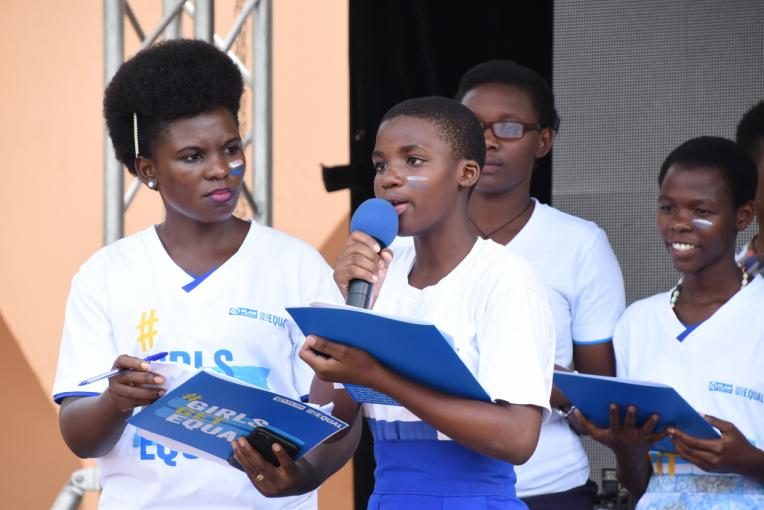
top-left (76, 352), bottom-right (168, 387)
top-left (52, 40), bottom-right (342, 510)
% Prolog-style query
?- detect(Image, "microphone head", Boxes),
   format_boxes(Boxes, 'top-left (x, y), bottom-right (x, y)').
top-left (350, 198), bottom-right (399, 248)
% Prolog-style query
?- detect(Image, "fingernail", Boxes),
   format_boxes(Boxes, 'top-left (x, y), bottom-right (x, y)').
top-left (154, 376), bottom-right (164, 384)
top-left (157, 389), bottom-right (165, 397)
top-left (378, 260), bottom-right (385, 269)
top-left (238, 437), bottom-right (248, 448)
top-left (373, 244), bottom-right (380, 252)
top-left (272, 443), bottom-right (282, 452)
top-left (141, 362), bottom-right (150, 370)
top-left (306, 336), bottom-right (315, 346)
top-left (372, 275), bottom-right (378, 282)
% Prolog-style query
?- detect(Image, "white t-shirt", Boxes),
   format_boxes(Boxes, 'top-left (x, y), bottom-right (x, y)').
top-left (390, 200), bottom-right (625, 496)
top-left (366, 237), bottom-right (555, 443)
top-left (511, 200), bottom-right (625, 497)
top-left (614, 277), bottom-right (764, 480)
top-left (53, 222), bottom-right (342, 510)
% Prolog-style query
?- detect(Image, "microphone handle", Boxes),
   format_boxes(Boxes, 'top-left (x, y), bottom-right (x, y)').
top-left (346, 279), bottom-right (373, 309)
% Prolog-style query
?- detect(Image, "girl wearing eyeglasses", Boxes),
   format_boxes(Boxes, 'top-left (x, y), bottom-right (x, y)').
top-left (456, 60), bottom-right (626, 510)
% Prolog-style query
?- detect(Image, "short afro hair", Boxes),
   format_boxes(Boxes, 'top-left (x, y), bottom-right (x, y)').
top-left (455, 59), bottom-right (560, 133)
top-left (380, 96), bottom-right (486, 169)
top-left (104, 39), bottom-right (244, 174)
top-left (736, 101), bottom-right (764, 164)
top-left (658, 136), bottom-right (758, 209)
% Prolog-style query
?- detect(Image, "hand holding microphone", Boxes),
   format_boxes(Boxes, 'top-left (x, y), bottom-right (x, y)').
top-left (334, 198), bottom-right (399, 309)
top-left (302, 198), bottom-right (399, 375)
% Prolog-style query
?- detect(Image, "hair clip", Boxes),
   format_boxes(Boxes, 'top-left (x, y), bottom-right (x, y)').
top-left (133, 112), bottom-right (140, 158)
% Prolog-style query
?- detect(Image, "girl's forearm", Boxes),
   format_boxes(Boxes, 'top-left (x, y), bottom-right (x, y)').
top-left (59, 393), bottom-right (131, 458)
top-left (370, 366), bottom-right (542, 464)
top-left (615, 449), bottom-right (652, 500)
top-left (295, 412), bottom-right (363, 493)
top-left (738, 447), bottom-right (764, 482)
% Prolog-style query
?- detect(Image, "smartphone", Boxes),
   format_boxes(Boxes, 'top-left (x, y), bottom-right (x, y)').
top-left (228, 425), bottom-right (301, 470)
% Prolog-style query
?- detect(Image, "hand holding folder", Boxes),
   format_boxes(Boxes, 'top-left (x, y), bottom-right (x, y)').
top-left (286, 302), bottom-right (491, 405)
top-left (128, 362), bottom-right (348, 466)
top-left (553, 371), bottom-right (720, 452)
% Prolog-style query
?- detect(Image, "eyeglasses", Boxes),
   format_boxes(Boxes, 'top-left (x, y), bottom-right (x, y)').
top-left (481, 120), bottom-right (542, 140)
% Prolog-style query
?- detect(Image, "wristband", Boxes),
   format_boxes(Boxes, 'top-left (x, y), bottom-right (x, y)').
top-left (555, 404), bottom-right (576, 419)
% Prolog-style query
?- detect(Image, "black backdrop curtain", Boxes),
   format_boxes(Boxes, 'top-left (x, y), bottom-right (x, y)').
top-left (331, 0), bottom-right (554, 215)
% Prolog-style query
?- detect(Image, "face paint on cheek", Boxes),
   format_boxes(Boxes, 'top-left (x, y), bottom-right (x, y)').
top-left (692, 218), bottom-right (714, 230)
top-left (403, 175), bottom-right (428, 190)
top-left (228, 160), bottom-right (245, 176)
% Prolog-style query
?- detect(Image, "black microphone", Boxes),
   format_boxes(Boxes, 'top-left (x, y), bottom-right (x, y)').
top-left (742, 254), bottom-right (764, 278)
top-left (346, 198), bottom-right (399, 308)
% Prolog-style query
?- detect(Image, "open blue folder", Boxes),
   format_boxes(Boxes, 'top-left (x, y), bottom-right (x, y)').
top-left (553, 371), bottom-right (720, 452)
top-left (286, 302), bottom-right (491, 404)
top-left (128, 364), bottom-right (347, 465)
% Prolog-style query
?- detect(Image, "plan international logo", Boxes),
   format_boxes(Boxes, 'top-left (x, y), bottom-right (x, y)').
top-left (229, 307), bottom-right (287, 328)
top-left (229, 307), bottom-right (258, 319)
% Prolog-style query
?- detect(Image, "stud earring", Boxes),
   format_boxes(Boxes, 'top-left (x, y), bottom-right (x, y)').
top-left (147, 180), bottom-right (156, 189)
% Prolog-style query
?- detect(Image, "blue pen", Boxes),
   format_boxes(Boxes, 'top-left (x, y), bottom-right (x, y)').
top-left (78, 352), bottom-right (169, 386)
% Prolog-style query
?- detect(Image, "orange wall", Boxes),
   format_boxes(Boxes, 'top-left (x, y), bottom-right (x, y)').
top-left (0, 1), bottom-right (351, 507)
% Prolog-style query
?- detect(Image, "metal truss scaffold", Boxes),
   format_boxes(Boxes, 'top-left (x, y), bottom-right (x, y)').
top-left (103, 0), bottom-right (272, 245)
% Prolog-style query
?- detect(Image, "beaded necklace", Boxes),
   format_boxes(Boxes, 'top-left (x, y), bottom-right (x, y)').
top-left (670, 266), bottom-right (751, 308)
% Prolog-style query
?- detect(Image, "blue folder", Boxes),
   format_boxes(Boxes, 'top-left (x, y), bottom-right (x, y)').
top-left (129, 369), bottom-right (347, 464)
top-left (553, 371), bottom-right (720, 452)
top-left (286, 303), bottom-right (491, 404)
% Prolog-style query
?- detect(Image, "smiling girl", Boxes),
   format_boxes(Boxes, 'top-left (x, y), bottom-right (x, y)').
top-left (579, 136), bottom-right (764, 509)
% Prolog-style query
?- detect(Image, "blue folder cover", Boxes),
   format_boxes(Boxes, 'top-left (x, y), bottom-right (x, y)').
top-left (286, 302), bottom-right (491, 404)
top-left (553, 371), bottom-right (720, 452)
top-left (128, 367), bottom-right (347, 465)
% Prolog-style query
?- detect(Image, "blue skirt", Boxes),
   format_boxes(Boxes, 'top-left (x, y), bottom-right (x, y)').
top-left (368, 439), bottom-right (526, 510)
